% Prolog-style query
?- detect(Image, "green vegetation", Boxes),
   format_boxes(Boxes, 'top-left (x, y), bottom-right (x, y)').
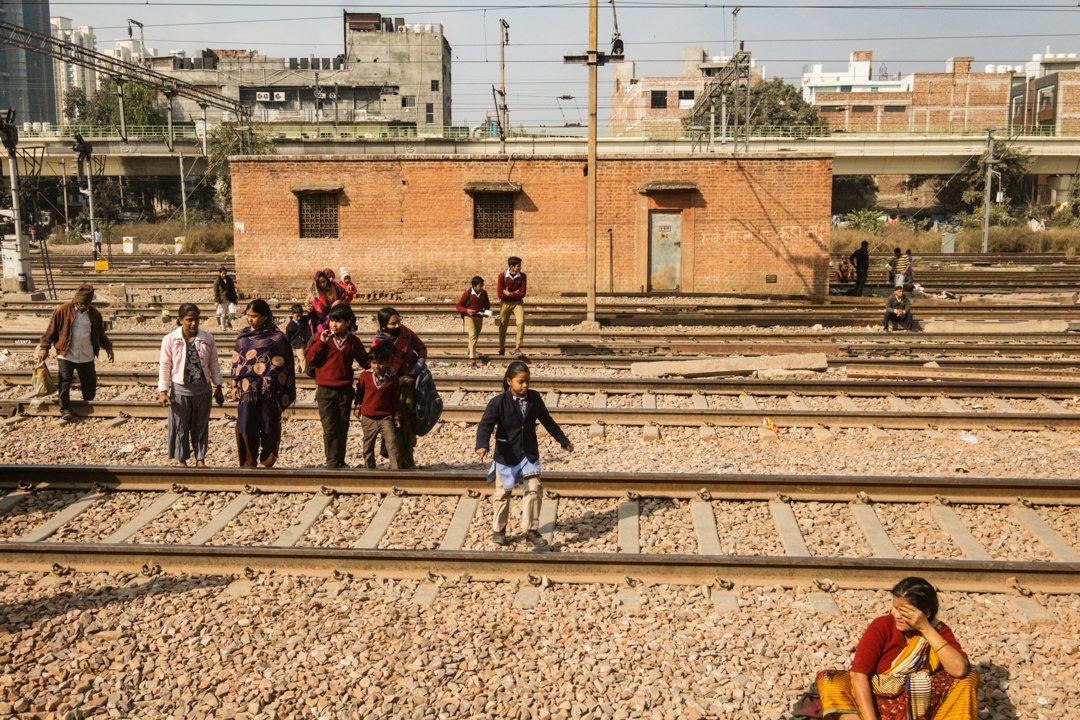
top-left (831, 225), bottom-right (1080, 255)
top-left (905, 143), bottom-right (1032, 214)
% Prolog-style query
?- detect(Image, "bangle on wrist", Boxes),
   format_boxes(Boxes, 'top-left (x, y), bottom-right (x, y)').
top-left (931, 640), bottom-right (949, 653)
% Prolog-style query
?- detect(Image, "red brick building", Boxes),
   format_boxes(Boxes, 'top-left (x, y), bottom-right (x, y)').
top-left (231, 153), bottom-right (831, 301)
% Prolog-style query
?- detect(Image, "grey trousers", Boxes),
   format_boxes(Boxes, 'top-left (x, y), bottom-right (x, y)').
top-left (167, 389), bottom-right (212, 462)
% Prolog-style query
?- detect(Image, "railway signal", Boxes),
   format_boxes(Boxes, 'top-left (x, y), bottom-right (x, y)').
top-left (1, 108), bottom-right (34, 294)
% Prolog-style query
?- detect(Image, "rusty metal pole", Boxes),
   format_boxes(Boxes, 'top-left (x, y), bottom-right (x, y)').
top-left (586, 0), bottom-right (598, 323)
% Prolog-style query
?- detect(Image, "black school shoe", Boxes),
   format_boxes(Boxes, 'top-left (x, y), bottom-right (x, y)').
top-left (491, 530), bottom-right (510, 546)
top-left (524, 530), bottom-right (548, 548)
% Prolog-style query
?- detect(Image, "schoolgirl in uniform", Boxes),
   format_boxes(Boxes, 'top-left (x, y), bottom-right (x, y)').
top-left (475, 361), bottom-right (573, 548)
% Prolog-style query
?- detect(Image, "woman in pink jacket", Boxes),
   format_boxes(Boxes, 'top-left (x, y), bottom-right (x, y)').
top-left (158, 303), bottom-right (225, 466)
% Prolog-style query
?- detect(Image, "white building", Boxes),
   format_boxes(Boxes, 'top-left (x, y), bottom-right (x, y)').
top-left (800, 50), bottom-right (911, 104)
top-left (103, 38), bottom-right (157, 67)
top-left (50, 17), bottom-right (97, 121)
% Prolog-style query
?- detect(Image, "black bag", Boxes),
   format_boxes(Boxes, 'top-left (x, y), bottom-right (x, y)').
top-left (412, 365), bottom-right (443, 437)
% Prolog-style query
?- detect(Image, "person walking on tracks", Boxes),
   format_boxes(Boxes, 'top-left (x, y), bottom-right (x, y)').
top-left (306, 303), bottom-right (369, 470)
top-left (157, 303), bottom-right (225, 467)
top-left (213, 266), bottom-right (239, 330)
top-left (456, 275), bottom-right (491, 367)
top-left (496, 256), bottom-right (527, 356)
top-left (370, 307), bottom-right (428, 469)
top-left (849, 241), bottom-right (870, 296)
top-left (230, 299), bottom-right (295, 467)
top-left (36, 284), bottom-right (115, 422)
top-left (475, 360), bottom-right (574, 549)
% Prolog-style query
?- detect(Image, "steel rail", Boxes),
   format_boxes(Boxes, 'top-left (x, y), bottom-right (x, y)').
top-left (6, 398), bottom-right (1079, 429)
top-left (3, 370), bottom-right (1079, 398)
top-left (0, 543), bottom-right (1075, 594)
top-left (4, 465), bottom-right (1078, 504)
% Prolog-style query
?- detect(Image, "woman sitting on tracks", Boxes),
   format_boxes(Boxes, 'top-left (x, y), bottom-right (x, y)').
top-left (370, 307), bottom-right (427, 469)
top-left (230, 299), bottom-right (296, 468)
top-left (157, 303), bottom-right (225, 467)
top-left (815, 576), bottom-right (979, 720)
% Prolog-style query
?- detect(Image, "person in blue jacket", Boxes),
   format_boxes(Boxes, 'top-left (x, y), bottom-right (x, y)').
top-left (475, 361), bottom-right (574, 548)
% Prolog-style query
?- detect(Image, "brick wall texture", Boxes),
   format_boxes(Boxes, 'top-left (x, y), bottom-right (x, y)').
top-left (231, 154), bottom-right (831, 301)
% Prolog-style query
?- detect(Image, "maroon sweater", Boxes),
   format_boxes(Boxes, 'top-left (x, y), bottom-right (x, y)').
top-left (355, 369), bottom-right (399, 418)
top-left (497, 270), bottom-right (527, 301)
top-left (304, 333), bottom-right (369, 388)
top-left (456, 288), bottom-right (491, 316)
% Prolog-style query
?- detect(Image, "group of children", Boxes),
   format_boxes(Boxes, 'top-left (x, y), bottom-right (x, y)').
top-left (454, 256), bottom-right (529, 365)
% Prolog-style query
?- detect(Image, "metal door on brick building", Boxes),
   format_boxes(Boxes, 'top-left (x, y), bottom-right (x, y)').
top-left (648, 211), bottom-right (682, 291)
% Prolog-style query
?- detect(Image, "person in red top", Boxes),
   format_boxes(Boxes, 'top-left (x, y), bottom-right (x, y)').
top-left (815, 576), bottom-right (978, 720)
top-left (370, 307), bottom-right (428, 469)
top-left (456, 275), bottom-right (491, 367)
top-left (305, 304), bottom-right (369, 469)
top-left (337, 267), bottom-right (357, 304)
top-left (354, 344), bottom-right (401, 469)
top-left (496, 256), bottom-right (527, 356)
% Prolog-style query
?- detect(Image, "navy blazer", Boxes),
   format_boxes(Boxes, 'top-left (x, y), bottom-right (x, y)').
top-left (476, 389), bottom-right (570, 465)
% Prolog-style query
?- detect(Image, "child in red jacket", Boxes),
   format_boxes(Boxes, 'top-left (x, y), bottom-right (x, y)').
top-left (354, 343), bottom-right (401, 469)
top-left (305, 304), bottom-right (369, 469)
top-left (456, 275), bottom-right (491, 367)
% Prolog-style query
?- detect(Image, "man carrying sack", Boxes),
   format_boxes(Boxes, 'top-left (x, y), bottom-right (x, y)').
top-left (36, 284), bottom-right (115, 421)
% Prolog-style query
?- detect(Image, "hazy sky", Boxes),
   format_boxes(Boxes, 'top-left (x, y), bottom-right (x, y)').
top-left (46, 1), bottom-right (1080, 130)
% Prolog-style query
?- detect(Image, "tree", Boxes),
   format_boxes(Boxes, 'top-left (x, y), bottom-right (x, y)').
top-left (733, 78), bottom-right (823, 130)
top-left (85, 78), bottom-right (166, 127)
top-left (906, 142), bottom-right (1032, 213)
top-left (832, 175), bottom-right (878, 214)
top-left (62, 87), bottom-right (89, 123)
top-left (205, 122), bottom-right (277, 213)
top-left (844, 208), bottom-right (885, 235)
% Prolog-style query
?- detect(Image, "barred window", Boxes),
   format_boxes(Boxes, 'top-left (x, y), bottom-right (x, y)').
top-left (473, 193), bottom-right (514, 239)
top-left (650, 90), bottom-right (667, 109)
top-left (299, 192), bottom-right (339, 238)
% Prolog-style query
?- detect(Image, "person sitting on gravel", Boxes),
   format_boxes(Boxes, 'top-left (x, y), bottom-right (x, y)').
top-left (475, 360), bottom-right (573, 549)
top-left (883, 286), bottom-right (914, 332)
top-left (815, 576), bottom-right (978, 720)
top-left (36, 284), bottom-right (115, 422)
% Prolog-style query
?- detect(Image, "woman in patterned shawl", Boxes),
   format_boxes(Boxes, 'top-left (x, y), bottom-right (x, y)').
top-left (307, 268), bottom-right (343, 336)
top-left (816, 577), bottom-right (978, 720)
top-left (230, 299), bottom-right (295, 467)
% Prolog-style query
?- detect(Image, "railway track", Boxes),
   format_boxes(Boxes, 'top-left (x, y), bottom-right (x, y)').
top-left (4, 377), bottom-right (1078, 430)
top-left (0, 466), bottom-right (1076, 603)
top-left (4, 328), bottom-right (1080, 359)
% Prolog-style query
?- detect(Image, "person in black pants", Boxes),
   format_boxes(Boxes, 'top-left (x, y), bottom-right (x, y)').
top-left (883, 286), bottom-right (914, 331)
top-left (35, 285), bottom-right (115, 421)
top-left (849, 240), bottom-right (870, 296)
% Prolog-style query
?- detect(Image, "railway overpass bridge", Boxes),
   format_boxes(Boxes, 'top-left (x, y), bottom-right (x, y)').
top-left (5, 127), bottom-right (1080, 178)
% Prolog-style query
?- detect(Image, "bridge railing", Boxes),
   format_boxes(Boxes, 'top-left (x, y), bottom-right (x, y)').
top-left (16, 123), bottom-right (1065, 143)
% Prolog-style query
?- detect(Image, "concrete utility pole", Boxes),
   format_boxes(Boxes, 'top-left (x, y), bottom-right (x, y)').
top-left (115, 77), bottom-right (127, 142)
top-left (982, 128), bottom-right (996, 254)
top-left (563, 0), bottom-right (621, 324)
top-left (2, 109), bottom-right (33, 293)
top-left (178, 154), bottom-right (188, 228)
top-left (61, 159), bottom-right (69, 231)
